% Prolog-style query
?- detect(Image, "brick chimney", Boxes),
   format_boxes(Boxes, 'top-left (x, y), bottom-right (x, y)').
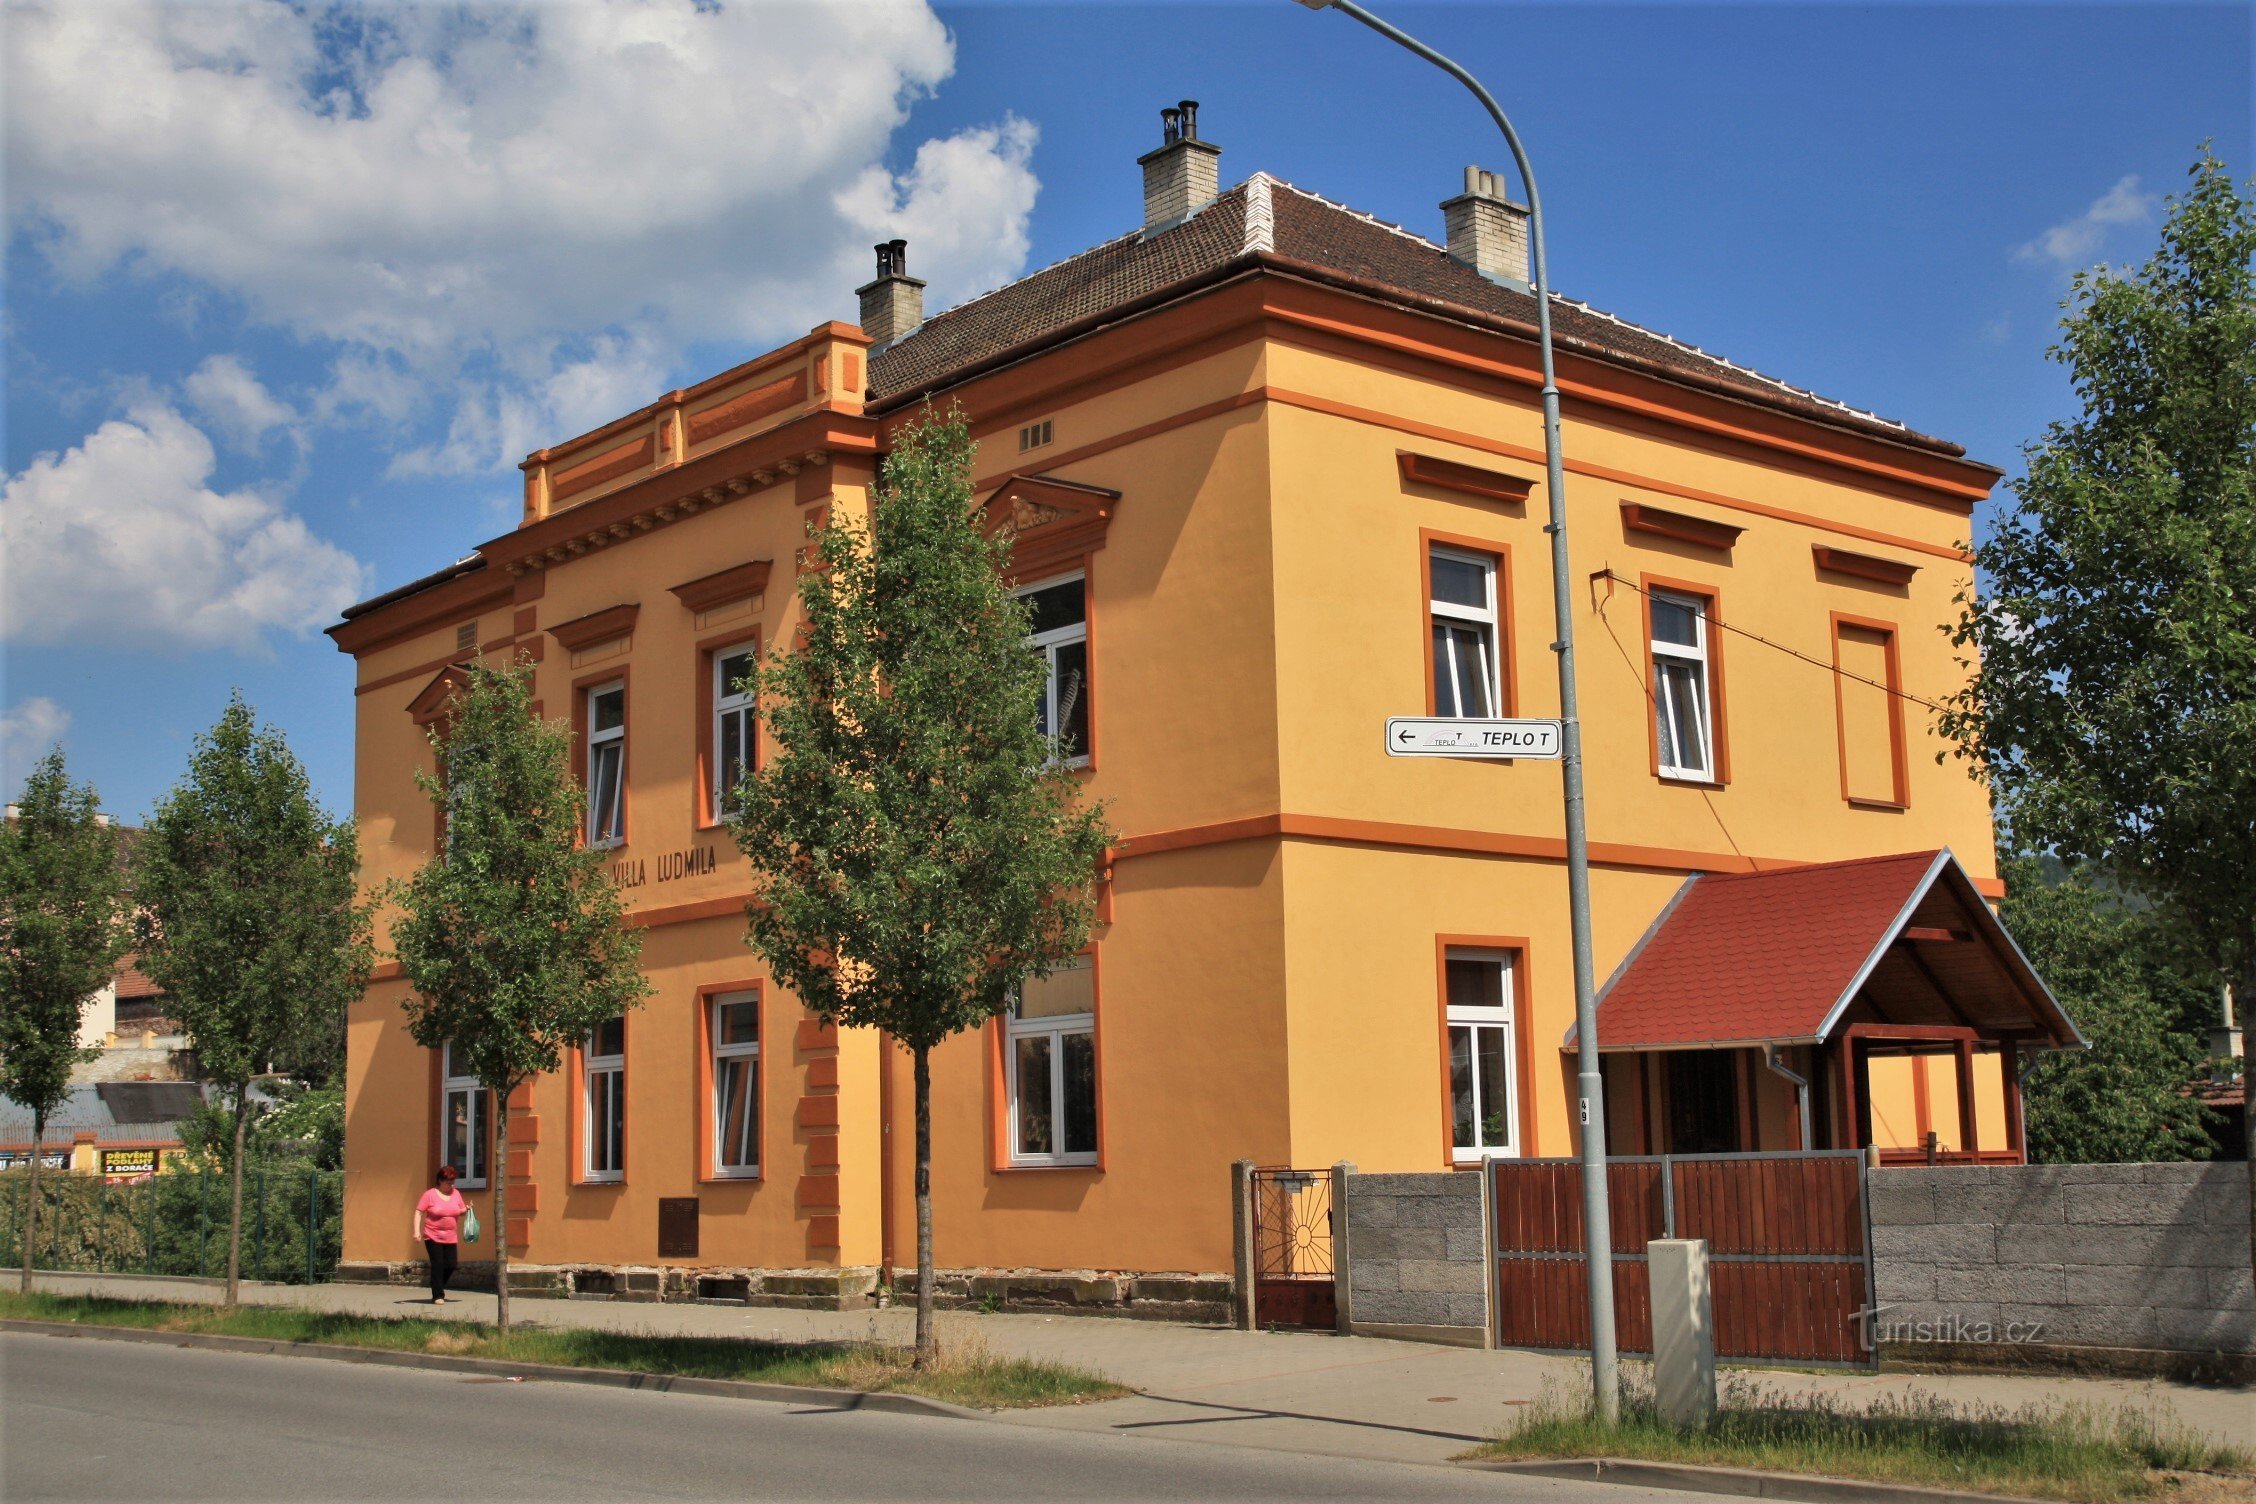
top-left (1137, 100), bottom-right (1221, 235)
top-left (856, 239), bottom-right (925, 348)
top-left (1441, 167), bottom-right (1531, 291)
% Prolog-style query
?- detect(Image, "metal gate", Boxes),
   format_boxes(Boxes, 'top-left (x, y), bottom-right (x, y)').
top-left (1490, 1151), bottom-right (1874, 1365)
top-left (1251, 1167), bottom-right (1336, 1329)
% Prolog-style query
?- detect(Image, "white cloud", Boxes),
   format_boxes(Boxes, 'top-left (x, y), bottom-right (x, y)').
top-left (184, 355), bottom-right (299, 453)
top-left (2015, 175), bottom-right (2158, 268)
top-left (2, 698), bottom-right (72, 792)
top-left (0, 404), bottom-right (368, 653)
top-left (5, 0), bottom-right (1043, 473)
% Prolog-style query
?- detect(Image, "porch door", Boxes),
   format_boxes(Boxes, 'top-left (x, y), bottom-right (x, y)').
top-left (1665, 1050), bottom-right (1741, 1154)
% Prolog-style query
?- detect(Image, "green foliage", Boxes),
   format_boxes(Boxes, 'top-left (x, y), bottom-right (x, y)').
top-left (728, 406), bottom-right (1116, 1363)
top-left (1999, 855), bottom-right (2218, 1164)
top-left (390, 659), bottom-right (650, 1093)
top-left (1942, 148), bottom-right (2256, 999)
top-left (0, 751), bottom-right (129, 1130)
top-left (1, 1171), bottom-right (342, 1283)
top-left (176, 1082), bottom-right (345, 1175)
top-left (0, 1290), bottom-right (1126, 1408)
top-left (729, 405), bottom-right (1116, 1052)
top-left (1480, 1365), bottom-right (2247, 1502)
top-left (137, 695), bottom-right (374, 1098)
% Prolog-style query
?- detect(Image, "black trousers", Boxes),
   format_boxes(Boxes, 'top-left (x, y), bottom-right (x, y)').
top-left (424, 1239), bottom-right (458, 1301)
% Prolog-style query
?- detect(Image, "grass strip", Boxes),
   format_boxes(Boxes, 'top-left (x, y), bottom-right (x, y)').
top-left (1470, 1369), bottom-right (2256, 1503)
top-left (0, 1290), bottom-right (1127, 1411)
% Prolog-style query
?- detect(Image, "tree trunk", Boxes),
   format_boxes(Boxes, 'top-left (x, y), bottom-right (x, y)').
top-left (225, 1085), bottom-right (248, 1308)
top-left (913, 1043), bottom-right (936, 1370)
top-left (494, 1087), bottom-right (511, 1334)
top-left (20, 1108), bottom-right (42, 1294)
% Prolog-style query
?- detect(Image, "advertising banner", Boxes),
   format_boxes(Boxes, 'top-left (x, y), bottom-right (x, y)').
top-left (99, 1147), bottom-right (161, 1182)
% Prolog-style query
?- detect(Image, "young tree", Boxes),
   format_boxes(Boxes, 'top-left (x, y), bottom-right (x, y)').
top-left (390, 659), bottom-right (649, 1333)
top-left (728, 406), bottom-right (1115, 1366)
top-left (1999, 855), bottom-right (2217, 1163)
top-left (137, 695), bottom-right (373, 1309)
top-left (0, 752), bottom-right (129, 1293)
top-left (1941, 147), bottom-right (2252, 1260)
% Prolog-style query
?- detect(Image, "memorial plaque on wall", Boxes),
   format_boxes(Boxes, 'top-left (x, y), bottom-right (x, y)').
top-left (657, 1196), bottom-right (700, 1258)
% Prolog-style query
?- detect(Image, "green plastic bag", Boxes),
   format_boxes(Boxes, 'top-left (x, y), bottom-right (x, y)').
top-left (461, 1205), bottom-right (481, 1244)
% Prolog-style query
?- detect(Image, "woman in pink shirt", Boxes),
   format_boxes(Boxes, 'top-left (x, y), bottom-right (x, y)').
top-left (413, 1165), bottom-right (468, 1304)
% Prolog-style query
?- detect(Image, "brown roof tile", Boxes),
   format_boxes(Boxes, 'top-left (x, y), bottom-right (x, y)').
top-left (869, 175), bottom-right (1966, 458)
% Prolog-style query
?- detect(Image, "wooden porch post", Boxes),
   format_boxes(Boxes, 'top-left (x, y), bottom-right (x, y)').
top-left (2000, 1041), bottom-right (2026, 1163)
top-left (1837, 1035), bottom-right (1862, 1152)
top-left (1953, 1039), bottom-right (1978, 1154)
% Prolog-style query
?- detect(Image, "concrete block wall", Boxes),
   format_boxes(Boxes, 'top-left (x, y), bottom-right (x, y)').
top-left (1869, 1163), bottom-right (2253, 1360)
top-left (1341, 1171), bottom-right (1488, 1346)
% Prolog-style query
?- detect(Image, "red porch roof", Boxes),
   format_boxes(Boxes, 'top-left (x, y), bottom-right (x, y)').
top-left (1570, 849), bottom-right (2080, 1053)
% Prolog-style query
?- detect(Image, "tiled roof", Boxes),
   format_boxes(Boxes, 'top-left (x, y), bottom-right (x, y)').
top-left (869, 174), bottom-right (1964, 458)
top-left (1574, 850), bottom-right (2080, 1052)
top-left (1587, 851), bottom-right (1941, 1049)
top-left (113, 955), bottom-right (163, 999)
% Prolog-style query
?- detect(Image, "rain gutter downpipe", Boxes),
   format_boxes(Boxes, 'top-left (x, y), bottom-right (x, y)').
top-left (1292, 0), bottom-right (1619, 1421)
top-left (1763, 1042), bottom-right (1814, 1151)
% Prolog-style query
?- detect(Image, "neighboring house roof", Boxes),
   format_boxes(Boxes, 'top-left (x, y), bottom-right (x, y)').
top-left (1571, 850), bottom-right (2081, 1052)
top-left (866, 174), bottom-right (1968, 458)
top-left (0, 1082), bottom-right (209, 1144)
top-left (113, 956), bottom-right (164, 1000)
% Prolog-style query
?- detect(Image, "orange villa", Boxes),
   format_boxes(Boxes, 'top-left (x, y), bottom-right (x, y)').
top-left (330, 104), bottom-right (2078, 1308)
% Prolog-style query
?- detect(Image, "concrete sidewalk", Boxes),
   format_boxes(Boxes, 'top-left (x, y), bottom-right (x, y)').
top-left (28, 1272), bottom-right (2254, 1468)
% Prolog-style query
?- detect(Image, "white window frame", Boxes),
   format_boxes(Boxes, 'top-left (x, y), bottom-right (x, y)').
top-left (1446, 949), bottom-right (1520, 1165)
top-left (1005, 956), bottom-right (1098, 1168)
top-left (1016, 571), bottom-right (1090, 769)
top-left (582, 1020), bottom-right (625, 1184)
top-left (1429, 546), bottom-right (1502, 719)
top-left (440, 1042), bottom-right (488, 1189)
top-left (709, 991), bottom-right (761, 1179)
top-left (711, 648), bottom-right (756, 822)
top-left (586, 680), bottom-right (627, 847)
top-left (1650, 590), bottom-right (1714, 781)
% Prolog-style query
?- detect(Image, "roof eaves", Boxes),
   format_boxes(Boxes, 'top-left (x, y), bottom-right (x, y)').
top-left (337, 553), bottom-right (485, 622)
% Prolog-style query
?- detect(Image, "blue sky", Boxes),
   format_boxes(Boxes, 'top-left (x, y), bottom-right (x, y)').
top-left (4, 0), bottom-right (2248, 822)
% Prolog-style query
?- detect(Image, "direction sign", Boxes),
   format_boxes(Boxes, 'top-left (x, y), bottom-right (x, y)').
top-left (1385, 716), bottom-right (1563, 760)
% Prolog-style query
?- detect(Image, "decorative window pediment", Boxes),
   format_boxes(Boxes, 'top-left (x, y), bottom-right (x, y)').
top-left (981, 474), bottom-right (1119, 582)
top-left (406, 665), bottom-right (474, 728)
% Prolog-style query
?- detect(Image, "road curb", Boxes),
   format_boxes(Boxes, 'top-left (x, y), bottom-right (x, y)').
top-left (1469, 1457), bottom-right (2035, 1503)
top-left (0, 1318), bottom-right (986, 1423)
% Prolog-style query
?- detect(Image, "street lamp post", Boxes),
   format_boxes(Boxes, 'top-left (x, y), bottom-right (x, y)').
top-left (1292, 0), bottom-right (1620, 1420)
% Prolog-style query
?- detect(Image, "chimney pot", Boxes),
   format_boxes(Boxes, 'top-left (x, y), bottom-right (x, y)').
top-left (1442, 164), bottom-right (1532, 291)
top-left (856, 238), bottom-right (926, 348)
top-left (1137, 99), bottom-right (1222, 236)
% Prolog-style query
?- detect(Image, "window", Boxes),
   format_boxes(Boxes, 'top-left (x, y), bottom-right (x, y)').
top-left (1445, 950), bottom-right (1519, 1162)
top-left (712, 648), bottom-right (756, 821)
top-left (710, 991), bottom-right (760, 1178)
top-left (1018, 419), bottom-right (1052, 452)
top-left (1429, 547), bottom-right (1501, 718)
top-left (1006, 956), bottom-right (1097, 1166)
top-left (441, 1042), bottom-right (488, 1188)
top-left (585, 680), bottom-right (626, 845)
top-left (1018, 574), bottom-right (1088, 765)
top-left (1650, 590), bottom-right (1714, 780)
top-left (582, 1017), bottom-right (625, 1183)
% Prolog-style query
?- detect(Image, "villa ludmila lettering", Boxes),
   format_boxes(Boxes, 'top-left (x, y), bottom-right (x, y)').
top-left (658, 846), bottom-right (719, 883)
top-left (609, 845), bottom-right (719, 890)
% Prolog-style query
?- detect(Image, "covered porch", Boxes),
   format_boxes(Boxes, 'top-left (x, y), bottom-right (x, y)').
top-left (1572, 850), bottom-right (2083, 1164)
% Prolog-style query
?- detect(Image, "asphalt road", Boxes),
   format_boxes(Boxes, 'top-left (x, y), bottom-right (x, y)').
top-left (2, 1333), bottom-right (1706, 1503)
